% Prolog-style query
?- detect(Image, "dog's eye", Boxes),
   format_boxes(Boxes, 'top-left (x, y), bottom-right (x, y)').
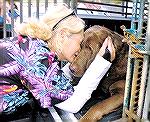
top-left (80, 43), bottom-right (82, 46)
top-left (74, 51), bottom-right (79, 57)
top-left (80, 41), bottom-right (84, 48)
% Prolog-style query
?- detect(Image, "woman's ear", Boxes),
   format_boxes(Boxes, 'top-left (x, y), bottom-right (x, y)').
top-left (60, 29), bottom-right (71, 44)
top-left (59, 29), bottom-right (66, 39)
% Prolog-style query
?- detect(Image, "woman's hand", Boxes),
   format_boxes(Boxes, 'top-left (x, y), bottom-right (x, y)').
top-left (98, 36), bottom-right (116, 62)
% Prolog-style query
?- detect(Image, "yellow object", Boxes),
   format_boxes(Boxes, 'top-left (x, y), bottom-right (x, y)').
top-left (4, 85), bottom-right (18, 93)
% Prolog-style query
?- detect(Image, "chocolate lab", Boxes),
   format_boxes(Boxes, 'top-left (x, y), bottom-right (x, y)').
top-left (69, 25), bottom-right (129, 121)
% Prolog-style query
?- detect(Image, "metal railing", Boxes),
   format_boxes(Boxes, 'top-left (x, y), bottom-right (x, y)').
top-left (122, 0), bottom-right (150, 121)
top-left (77, 0), bottom-right (133, 18)
top-left (0, 0), bottom-right (134, 39)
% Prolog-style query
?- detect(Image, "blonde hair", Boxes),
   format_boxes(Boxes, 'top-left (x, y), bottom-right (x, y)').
top-left (15, 4), bottom-right (85, 41)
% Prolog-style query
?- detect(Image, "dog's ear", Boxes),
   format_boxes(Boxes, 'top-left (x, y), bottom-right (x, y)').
top-left (88, 33), bottom-right (102, 51)
top-left (85, 33), bottom-right (102, 69)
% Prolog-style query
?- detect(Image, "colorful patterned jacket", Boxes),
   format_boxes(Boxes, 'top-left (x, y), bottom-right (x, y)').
top-left (0, 35), bottom-right (74, 114)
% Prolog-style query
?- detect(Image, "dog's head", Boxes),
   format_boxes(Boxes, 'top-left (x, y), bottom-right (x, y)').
top-left (69, 25), bottom-right (124, 79)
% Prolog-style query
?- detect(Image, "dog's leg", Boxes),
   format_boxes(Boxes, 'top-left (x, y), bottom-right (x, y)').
top-left (79, 80), bottom-right (125, 122)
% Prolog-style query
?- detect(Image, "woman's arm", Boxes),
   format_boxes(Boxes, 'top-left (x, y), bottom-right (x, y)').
top-left (55, 55), bottom-right (111, 113)
top-left (55, 36), bottom-right (115, 113)
top-left (5, 36), bottom-right (74, 108)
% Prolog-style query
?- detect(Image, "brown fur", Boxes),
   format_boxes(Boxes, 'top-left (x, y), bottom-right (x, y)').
top-left (69, 25), bottom-right (128, 121)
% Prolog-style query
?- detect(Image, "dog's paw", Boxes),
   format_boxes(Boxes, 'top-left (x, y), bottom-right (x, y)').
top-left (79, 108), bottom-right (103, 122)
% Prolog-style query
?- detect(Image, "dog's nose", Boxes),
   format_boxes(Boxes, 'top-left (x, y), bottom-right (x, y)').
top-left (69, 64), bottom-right (78, 74)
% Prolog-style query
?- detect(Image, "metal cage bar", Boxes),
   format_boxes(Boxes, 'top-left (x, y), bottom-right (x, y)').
top-left (45, 0), bottom-right (49, 12)
top-left (36, 0), bottom-right (39, 19)
top-left (122, 0), bottom-right (139, 117)
top-left (10, 0), bottom-right (15, 37)
top-left (122, 0), bottom-right (150, 121)
top-left (2, 0), bottom-right (7, 39)
top-left (141, 0), bottom-right (150, 119)
top-left (19, 0), bottom-right (23, 23)
top-left (28, 0), bottom-right (31, 17)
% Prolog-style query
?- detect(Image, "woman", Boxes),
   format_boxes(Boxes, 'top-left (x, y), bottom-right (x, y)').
top-left (0, 0), bottom-right (11, 24)
top-left (0, 3), bottom-right (115, 117)
top-left (8, 3), bottom-right (20, 21)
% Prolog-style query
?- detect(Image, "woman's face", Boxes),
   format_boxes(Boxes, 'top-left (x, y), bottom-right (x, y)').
top-left (61, 31), bottom-right (84, 63)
